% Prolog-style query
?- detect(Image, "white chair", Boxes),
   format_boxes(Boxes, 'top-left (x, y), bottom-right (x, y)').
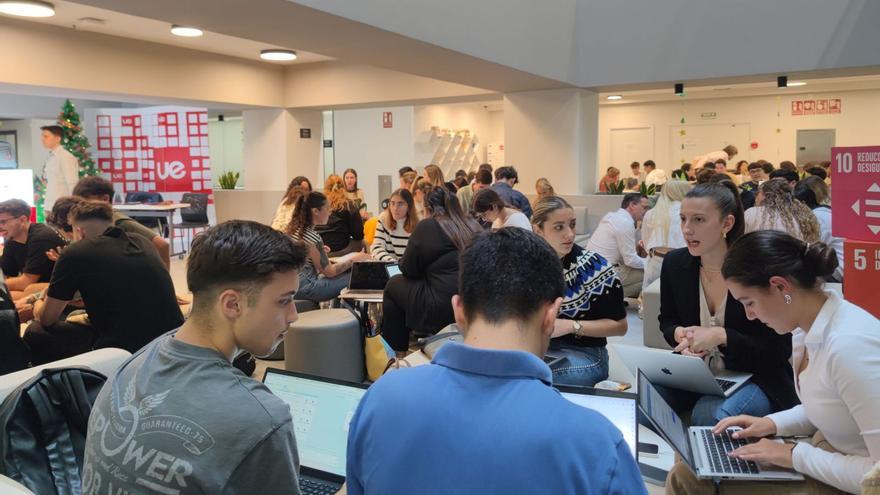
top-left (0, 348), bottom-right (131, 402)
top-left (0, 475), bottom-right (35, 495)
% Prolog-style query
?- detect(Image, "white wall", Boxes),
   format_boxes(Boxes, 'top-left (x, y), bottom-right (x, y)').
top-left (2, 118), bottom-right (56, 175)
top-left (412, 102), bottom-right (495, 175)
top-left (333, 106), bottom-right (414, 214)
top-left (208, 117), bottom-right (244, 188)
top-left (598, 88), bottom-right (880, 175)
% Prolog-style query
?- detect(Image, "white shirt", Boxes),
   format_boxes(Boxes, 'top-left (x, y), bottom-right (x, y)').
top-left (492, 210), bottom-right (532, 231)
top-left (693, 150), bottom-right (730, 169)
top-left (744, 206), bottom-right (805, 240)
top-left (271, 201), bottom-right (295, 231)
top-left (766, 290), bottom-right (880, 494)
top-left (587, 208), bottom-right (645, 269)
top-left (812, 207), bottom-right (844, 282)
top-left (641, 202), bottom-right (685, 251)
top-left (43, 145), bottom-right (79, 210)
top-left (645, 168), bottom-right (668, 187)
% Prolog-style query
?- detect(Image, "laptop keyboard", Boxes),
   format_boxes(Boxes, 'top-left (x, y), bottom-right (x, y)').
top-left (716, 378), bottom-right (737, 392)
top-left (701, 429), bottom-right (759, 475)
top-left (300, 478), bottom-right (340, 495)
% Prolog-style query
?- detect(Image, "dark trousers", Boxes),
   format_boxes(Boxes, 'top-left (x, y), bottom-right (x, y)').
top-left (382, 288), bottom-right (409, 352)
top-left (23, 320), bottom-right (97, 365)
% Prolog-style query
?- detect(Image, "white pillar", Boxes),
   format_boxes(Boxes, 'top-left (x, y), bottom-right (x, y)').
top-left (503, 88), bottom-right (599, 195)
top-left (242, 108), bottom-right (323, 191)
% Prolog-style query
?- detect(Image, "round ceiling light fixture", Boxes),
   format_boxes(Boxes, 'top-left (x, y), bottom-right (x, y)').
top-left (260, 49), bottom-right (297, 61)
top-left (0, 0), bottom-right (55, 17)
top-left (171, 25), bottom-right (203, 37)
top-left (606, 95), bottom-right (623, 101)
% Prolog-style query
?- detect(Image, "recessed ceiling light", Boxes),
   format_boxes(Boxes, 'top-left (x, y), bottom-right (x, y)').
top-left (171, 25), bottom-right (203, 37)
top-left (788, 81), bottom-right (807, 87)
top-left (0, 0), bottom-right (55, 17)
top-left (260, 49), bottom-right (297, 61)
top-left (606, 95), bottom-right (623, 101)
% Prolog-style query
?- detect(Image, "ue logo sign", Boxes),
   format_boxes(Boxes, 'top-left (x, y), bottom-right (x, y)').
top-left (832, 146), bottom-right (880, 239)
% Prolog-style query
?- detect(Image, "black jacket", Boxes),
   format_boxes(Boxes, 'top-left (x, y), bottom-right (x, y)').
top-left (658, 248), bottom-right (799, 411)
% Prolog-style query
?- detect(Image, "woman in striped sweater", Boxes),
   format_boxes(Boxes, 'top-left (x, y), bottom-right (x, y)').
top-left (371, 188), bottom-right (418, 262)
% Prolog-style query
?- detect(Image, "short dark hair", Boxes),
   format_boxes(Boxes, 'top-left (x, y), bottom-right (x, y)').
top-left (187, 221), bottom-right (307, 310)
top-left (643, 160), bottom-right (656, 170)
top-left (455, 169), bottom-right (467, 179)
top-left (714, 158), bottom-right (727, 166)
top-left (70, 200), bottom-right (113, 223)
top-left (0, 199), bottom-right (30, 218)
top-left (494, 166), bottom-right (518, 182)
top-left (681, 163), bottom-right (692, 172)
top-left (475, 169), bottom-right (493, 185)
top-left (459, 228), bottom-right (563, 324)
top-left (41, 125), bottom-right (64, 138)
top-left (621, 193), bottom-right (646, 209)
top-left (747, 162), bottom-right (764, 172)
top-left (472, 188), bottom-right (506, 213)
top-left (770, 169), bottom-right (799, 183)
top-left (671, 169), bottom-right (688, 180)
top-left (48, 196), bottom-right (83, 232)
top-left (73, 175), bottom-right (115, 200)
top-left (398, 166), bottom-right (415, 177)
top-left (723, 231), bottom-right (838, 290)
top-left (477, 163), bottom-right (493, 174)
top-left (805, 166), bottom-right (827, 180)
top-left (760, 162), bottom-right (774, 174)
top-left (779, 161), bottom-right (797, 172)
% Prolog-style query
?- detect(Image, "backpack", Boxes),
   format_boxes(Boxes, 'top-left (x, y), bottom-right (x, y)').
top-left (0, 276), bottom-right (29, 375)
top-left (0, 367), bottom-right (107, 494)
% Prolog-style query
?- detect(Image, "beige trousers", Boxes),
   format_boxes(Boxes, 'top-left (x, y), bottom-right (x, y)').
top-left (616, 264), bottom-right (644, 298)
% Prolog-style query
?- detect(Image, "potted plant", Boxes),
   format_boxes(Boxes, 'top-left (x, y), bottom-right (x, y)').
top-left (218, 171), bottom-right (240, 190)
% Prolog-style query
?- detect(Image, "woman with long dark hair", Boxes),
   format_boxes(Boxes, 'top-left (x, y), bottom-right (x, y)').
top-left (382, 187), bottom-right (482, 357)
top-left (371, 188), bottom-right (418, 262)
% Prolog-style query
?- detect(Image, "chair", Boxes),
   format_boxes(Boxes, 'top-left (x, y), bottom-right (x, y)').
top-left (284, 309), bottom-right (364, 382)
top-left (0, 475), bottom-right (35, 494)
top-left (572, 206), bottom-right (590, 248)
top-left (264, 300), bottom-right (319, 361)
top-left (641, 278), bottom-right (671, 350)
top-left (172, 193), bottom-right (210, 255)
top-left (124, 191), bottom-right (166, 233)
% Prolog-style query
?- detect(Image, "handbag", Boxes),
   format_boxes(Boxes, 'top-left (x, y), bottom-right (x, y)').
top-left (365, 331), bottom-right (394, 382)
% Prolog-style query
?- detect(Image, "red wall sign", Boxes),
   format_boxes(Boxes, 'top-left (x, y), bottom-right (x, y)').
top-left (843, 239), bottom-right (880, 319)
top-left (382, 112), bottom-right (393, 129)
top-left (831, 146), bottom-right (880, 240)
top-left (791, 101), bottom-right (803, 115)
top-left (792, 98), bottom-right (841, 116)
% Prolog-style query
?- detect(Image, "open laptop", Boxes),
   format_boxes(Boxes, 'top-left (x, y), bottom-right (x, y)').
top-left (556, 385), bottom-right (638, 458)
top-left (341, 261), bottom-right (395, 298)
top-left (263, 369), bottom-right (369, 494)
top-left (638, 370), bottom-right (803, 481)
top-left (616, 344), bottom-right (751, 397)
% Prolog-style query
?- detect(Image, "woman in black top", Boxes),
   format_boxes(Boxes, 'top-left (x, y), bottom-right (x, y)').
top-left (532, 196), bottom-right (628, 386)
top-left (316, 174), bottom-right (365, 256)
top-left (660, 180), bottom-right (797, 426)
top-left (382, 187), bottom-right (482, 356)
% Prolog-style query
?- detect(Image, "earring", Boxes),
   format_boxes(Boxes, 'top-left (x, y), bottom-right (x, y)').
top-left (784, 294), bottom-right (792, 305)
top-left (722, 231), bottom-right (727, 239)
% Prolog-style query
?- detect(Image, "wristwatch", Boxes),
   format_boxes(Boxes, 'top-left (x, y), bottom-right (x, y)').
top-left (572, 320), bottom-right (583, 338)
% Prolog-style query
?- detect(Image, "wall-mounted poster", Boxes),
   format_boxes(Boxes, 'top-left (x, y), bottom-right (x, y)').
top-left (0, 130), bottom-right (18, 169)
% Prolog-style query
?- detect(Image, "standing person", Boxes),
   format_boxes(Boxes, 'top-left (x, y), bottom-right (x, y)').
top-left (630, 161), bottom-right (644, 182)
top-left (535, 177), bottom-right (556, 200)
top-left (598, 167), bottom-right (621, 193)
top-left (83, 221), bottom-right (308, 495)
top-left (271, 176), bottom-right (312, 231)
top-left (382, 188), bottom-right (481, 357)
top-left (532, 196), bottom-right (628, 387)
top-left (40, 125), bottom-right (79, 211)
top-left (587, 193), bottom-right (649, 298)
top-left (794, 177), bottom-right (843, 282)
top-left (25, 200), bottom-right (184, 363)
top-left (659, 181), bottom-right (797, 426)
top-left (667, 231), bottom-right (880, 495)
top-left (472, 188), bottom-right (532, 231)
top-left (457, 169), bottom-right (492, 215)
top-left (491, 166), bottom-right (533, 218)
top-left (317, 174), bottom-right (365, 256)
top-left (644, 160), bottom-right (669, 189)
top-left (346, 228), bottom-right (645, 495)
top-left (641, 180), bottom-right (692, 291)
top-left (410, 176), bottom-right (432, 220)
top-left (745, 178), bottom-right (820, 243)
top-left (287, 191), bottom-right (370, 303)
top-left (371, 188), bottom-right (418, 262)
top-left (343, 168), bottom-right (368, 220)
top-left (693, 145), bottom-right (738, 169)
top-left (0, 199), bottom-right (66, 295)
top-left (423, 164), bottom-right (446, 189)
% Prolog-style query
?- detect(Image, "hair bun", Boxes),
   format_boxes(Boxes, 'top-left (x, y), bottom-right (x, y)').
top-left (803, 241), bottom-right (838, 279)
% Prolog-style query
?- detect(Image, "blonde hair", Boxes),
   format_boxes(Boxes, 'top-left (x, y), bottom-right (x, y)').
top-left (323, 174), bottom-right (351, 212)
top-left (424, 164), bottom-right (445, 188)
top-left (401, 171), bottom-right (417, 188)
top-left (644, 180), bottom-right (692, 244)
top-left (535, 178), bottom-right (555, 199)
top-left (759, 179), bottom-right (820, 243)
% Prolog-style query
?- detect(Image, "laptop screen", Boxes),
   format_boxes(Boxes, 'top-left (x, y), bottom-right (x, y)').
top-left (638, 370), bottom-right (692, 464)
top-left (263, 370), bottom-right (367, 477)
top-left (386, 264), bottom-right (401, 278)
top-left (559, 388), bottom-right (638, 458)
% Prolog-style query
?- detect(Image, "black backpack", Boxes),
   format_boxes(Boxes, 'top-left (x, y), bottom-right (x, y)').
top-left (0, 277), bottom-right (29, 375)
top-left (0, 367), bottom-right (107, 494)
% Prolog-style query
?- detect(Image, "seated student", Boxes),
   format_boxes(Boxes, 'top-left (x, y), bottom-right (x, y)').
top-left (271, 176), bottom-right (311, 231)
top-left (0, 271), bottom-right (30, 375)
top-left (25, 201), bottom-right (184, 363)
top-left (668, 231), bottom-right (880, 495)
top-left (83, 221), bottom-right (307, 495)
top-left (0, 199), bottom-right (66, 296)
top-left (72, 176), bottom-right (171, 269)
top-left (660, 181), bottom-right (798, 426)
top-left (287, 191), bottom-right (370, 303)
top-left (794, 177), bottom-right (843, 282)
top-left (490, 166), bottom-right (533, 218)
top-left (456, 168), bottom-right (492, 215)
top-left (316, 174), bottom-right (365, 256)
top-left (371, 188), bottom-right (418, 262)
top-left (598, 167), bottom-right (622, 192)
top-left (347, 228), bottom-right (646, 494)
top-left (739, 162), bottom-right (771, 210)
top-left (587, 193), bottom-right (649, 298)
top-left (745, 178), bottom-right (820, 243)
top-left (641, 180), bottom-right (692, 291)
top-left (769, 168), bottom-right (799, 190)
top-left (532, 196), bottom-right (627, 386)
top-left (472, 188), bottom-right (533, 231)
top-left (382, 187), bottom-right (481, 357)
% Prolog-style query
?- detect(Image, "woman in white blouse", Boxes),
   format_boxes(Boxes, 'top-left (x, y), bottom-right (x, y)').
top-left (640, 179), bottom-right (691, 290)
top-left (371, 188), bottom-right (418, 262)
top-left (472, 188), bottom-right (532, 231)
top-left (667, 230), bottom-right (880, 494)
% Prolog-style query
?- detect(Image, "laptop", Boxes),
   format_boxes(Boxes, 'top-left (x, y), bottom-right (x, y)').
top-left (615, 344), bottom-right (751, 397)
top-left (341, 261), bottom-right (395, 298)
top-left (262, 369), bottom-right (369, 494)
top-left (638, 370), bottom-right (803, 481)
top-left (556, 385), bottom-right (639, 458)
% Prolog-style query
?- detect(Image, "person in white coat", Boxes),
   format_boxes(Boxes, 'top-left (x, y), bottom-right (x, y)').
top-left (40, 125), bottom-right (79, 211)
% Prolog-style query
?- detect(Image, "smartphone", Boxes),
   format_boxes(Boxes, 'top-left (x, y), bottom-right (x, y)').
top-left (638, 442), bottom-right (659, 458)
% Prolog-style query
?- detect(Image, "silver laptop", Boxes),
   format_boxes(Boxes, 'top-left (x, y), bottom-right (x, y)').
top-left (556, 385), bottom-right (639, 458)
top-left (616, 344), bottom-right (751, 397)
top-left (638, 371), bottom-right (803, 481)
top-left (263, 369), bottom-right (369, 494)
top-left (341, 261), bottom-right (395, 299)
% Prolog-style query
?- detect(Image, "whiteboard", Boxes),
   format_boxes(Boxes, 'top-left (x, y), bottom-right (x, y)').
top-left (669, 123), bottom-right (751, 167)
top-left (610, 127), bottom-right (653, 172)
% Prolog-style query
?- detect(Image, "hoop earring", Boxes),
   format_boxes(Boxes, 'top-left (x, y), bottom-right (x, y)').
top-left (784, 294), bottom-right (792, 305)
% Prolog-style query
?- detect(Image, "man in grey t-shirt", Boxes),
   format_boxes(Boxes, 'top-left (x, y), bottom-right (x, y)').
top-left (83, 221), bottom-right (308, 494)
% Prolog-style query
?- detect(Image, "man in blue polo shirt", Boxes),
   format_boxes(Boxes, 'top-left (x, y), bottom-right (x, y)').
top-left (346, 228), bottom-right (645, 494)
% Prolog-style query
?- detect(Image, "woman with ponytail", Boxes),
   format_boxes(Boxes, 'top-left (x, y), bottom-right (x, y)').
top-left (382, 187), bottom-right (482, 357)
top-left (286, 191), bottom-right (370, 303)
top-left (658, 180), bottom-right (797, 427)
top-left (668, 231), bottom-right (880, 495)
top-left (316, 174), bottom-right (365, 256)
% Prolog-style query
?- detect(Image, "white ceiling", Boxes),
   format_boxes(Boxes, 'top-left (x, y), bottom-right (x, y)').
top-left (8, 0), bottom-right (333, 65)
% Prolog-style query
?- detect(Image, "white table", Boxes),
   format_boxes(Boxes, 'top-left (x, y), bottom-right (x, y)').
top-left (114, 203), bottom-right (189, 256)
